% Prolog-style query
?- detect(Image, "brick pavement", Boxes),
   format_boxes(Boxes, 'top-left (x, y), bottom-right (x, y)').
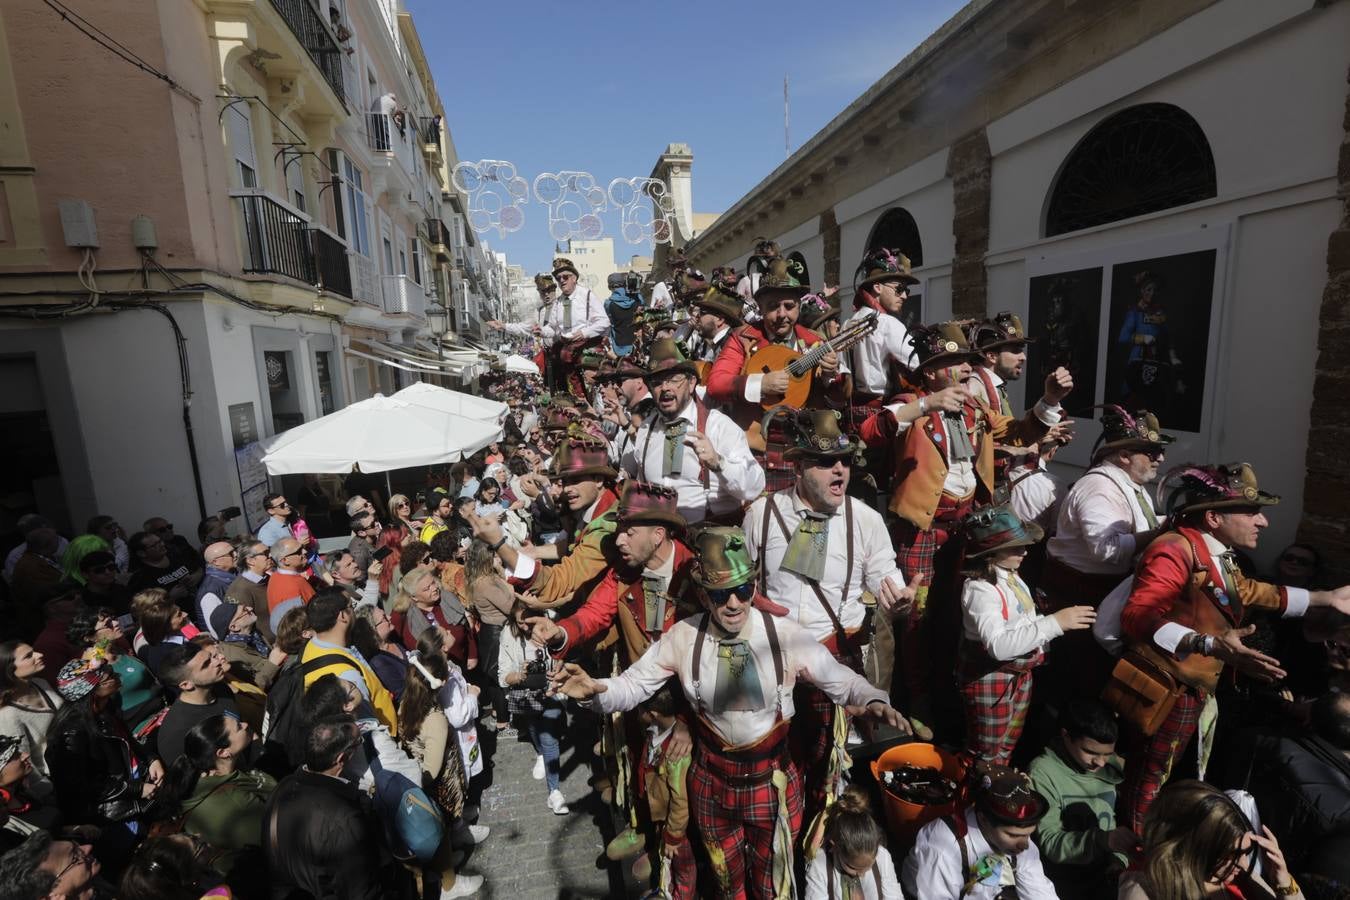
top-left (462, 715), bottom-right (640, 899)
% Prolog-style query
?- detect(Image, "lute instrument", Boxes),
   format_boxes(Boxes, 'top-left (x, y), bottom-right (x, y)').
top-left (743, 308), bottom-right (879, 410)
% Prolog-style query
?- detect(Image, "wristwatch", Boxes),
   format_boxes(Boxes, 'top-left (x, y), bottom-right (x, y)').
top-left (489, 535), bottom-right (507, 551)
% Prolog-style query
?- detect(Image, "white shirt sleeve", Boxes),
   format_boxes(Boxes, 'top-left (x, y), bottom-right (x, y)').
top-left (962, 579), bottom-right (1063, 661)
top-left (1013, 841), bottom-right (1061, 900)
top-left (591, 629), bottom-right (684, 714)
top-left (860, 508), bottom-right (902, 596)
top-left (707, 413), bottom-right (766, 502)
top-left (1071, 480), bottom-right (1140, 568)
top-left (1031, 398), bottom-right (1062, 425)
top-left (1154, 621), bottom-right (1197, 657)
top-left (1283, 587), bottom-right (1310, 618)
top-left (803, 853), bottom-right (828, 900)
top-left (744, 374), bottom-right (764, 404)
top-left (902, 837), bottom-right (965, 900)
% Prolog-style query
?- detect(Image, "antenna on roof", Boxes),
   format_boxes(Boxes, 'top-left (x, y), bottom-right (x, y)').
top-left (784, 74), bottom-right (790, 158)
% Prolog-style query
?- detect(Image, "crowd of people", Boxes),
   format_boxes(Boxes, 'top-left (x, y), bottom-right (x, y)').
top-left (1, 245), bottom-right (1349, 900)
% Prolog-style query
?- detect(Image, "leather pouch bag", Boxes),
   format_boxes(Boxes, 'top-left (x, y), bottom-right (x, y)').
top-left (1101, 648), bottom-right (1184, 736)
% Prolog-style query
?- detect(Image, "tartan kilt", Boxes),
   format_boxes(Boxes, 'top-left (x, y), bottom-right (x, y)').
top-left (958, 651), bottom-right (1040, 766)
top-left (1119, 689), bottom-right (1203, 833)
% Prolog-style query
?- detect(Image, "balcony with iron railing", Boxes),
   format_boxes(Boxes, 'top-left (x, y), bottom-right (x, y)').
top-left (268, 0), bottom-right (345, 106)
top-left (381, 275), bottom-right (427, 319)
top-left (365, 111), bottom-right (422, 194)
top-left (426, 218), bottom-right (452, 261)
top-left (233, 191), bottom-right (353, 299)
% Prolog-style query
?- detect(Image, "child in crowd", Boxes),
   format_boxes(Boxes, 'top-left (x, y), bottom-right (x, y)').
top-left (803, 785), bottom-right (901, 900)
top-left (634, 686), bottom-right (694, 899)
top-left (957, 505), bottom-right (1095, 764)
top-left (1027, 699), bottom-right (1135, 899)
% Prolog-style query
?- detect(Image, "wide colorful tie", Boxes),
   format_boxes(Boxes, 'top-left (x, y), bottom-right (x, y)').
top-left (563, 296), bottom-right (573, 331)
top-left (642, 576), bottom-right (668, 632)
top-left (712, 640), bottom-right (764, 712)
top-left (1007, 574), bottom-right (1035, 615)
top-left (781, 512), bottom-right (830, 582)
top-left (663, 420), bottom-right (688, 477)
top-left (944, 411), bottom-right (976, 461)
top-left (1134, 487), bottom-right (1159, 529)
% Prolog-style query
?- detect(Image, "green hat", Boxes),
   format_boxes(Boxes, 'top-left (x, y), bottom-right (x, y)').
top-left (963, 504), bottom-right (1044, 557)
top-left (693, 526), bottom-right (755, 590)
top-left (753, 258), bottom-right (807, 302)
top-left (578, 351), bottom-right (605, 372)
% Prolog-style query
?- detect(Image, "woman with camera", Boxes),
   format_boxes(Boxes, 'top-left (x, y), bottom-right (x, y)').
top-left (498, 599), bottom-right (568, 815)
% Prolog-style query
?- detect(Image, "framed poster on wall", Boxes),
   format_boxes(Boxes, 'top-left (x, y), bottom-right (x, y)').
top-left (1027, 267), bottom-right (1103, 415)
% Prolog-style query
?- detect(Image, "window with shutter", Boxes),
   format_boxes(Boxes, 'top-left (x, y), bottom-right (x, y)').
top-left (227, 104), bottom-right (258, 189)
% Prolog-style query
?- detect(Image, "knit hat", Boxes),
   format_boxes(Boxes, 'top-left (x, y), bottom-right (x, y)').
top-left (856, 247), bottom-right (919, 291)
top-left (1157, 462), bottom-right (1281, 517)
top-left (56, 654), bottom-right (111, 702)
top-left (693, 527), bottom-right (755, 590)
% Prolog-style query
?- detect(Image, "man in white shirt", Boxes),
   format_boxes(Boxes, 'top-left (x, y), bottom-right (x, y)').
top-left (849, 248), bottom-right (919, 402)
top-left (541, 257), bottom-right (609, 389)
top-left (488, 273), bottom-right (555, 347)
top-left (903, 766), bottom-right (1060, 899)
top-left (551, 526), bottom-right (911, 900)
top-left (620, 339), bottom-right (765, 526)
top-left (966, 312), bottom-right (1033, 417)
top-left (743, 409), bottom-right (922, 817)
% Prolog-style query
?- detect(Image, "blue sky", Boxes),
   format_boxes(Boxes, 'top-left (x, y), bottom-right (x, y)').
top-left (405, 0), bottom-right (969, 278)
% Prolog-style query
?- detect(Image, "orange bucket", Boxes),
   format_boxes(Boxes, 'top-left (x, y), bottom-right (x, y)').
top-left (869, 742), bottom-right (966, 842)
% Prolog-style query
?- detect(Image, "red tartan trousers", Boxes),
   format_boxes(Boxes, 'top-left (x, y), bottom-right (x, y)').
top-left (664, 836), bottom-right (697, 900)
top-left (789, 643), bottom-right (866, 818)
top-left (1119, 689), bottom-right (1203, 833)
top-left (957, 647), bottom-right (1041, 766)
top-left (690, 749), bottom-right (804, 900)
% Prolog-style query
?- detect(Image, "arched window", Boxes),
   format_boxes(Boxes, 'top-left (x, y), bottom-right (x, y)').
top-left (863, 208), bottom-right (923, 268)
top-left (786, 251), bottom-right (810, 286)
top-left (1045, 103), bottom-right (1216, 237)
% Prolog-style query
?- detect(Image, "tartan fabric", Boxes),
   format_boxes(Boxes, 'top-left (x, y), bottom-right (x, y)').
top-left (691, 752), bottom-right (804, 900)
top-left (757, 448), bottom-right (797, 494)
top-left (958, 660), bottom-right (1037, 766)
top-left (666, 836), bottom-right (698, 900)
top-left (1119, 689), bottom-right (1203, 833)
top-left (789, 650), bottom-right (865, 814)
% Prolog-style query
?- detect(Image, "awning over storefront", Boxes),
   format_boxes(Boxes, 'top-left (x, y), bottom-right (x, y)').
top-left (348, 338), bottom-right (487, 382)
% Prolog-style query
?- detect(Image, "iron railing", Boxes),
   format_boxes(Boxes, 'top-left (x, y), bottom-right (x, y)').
top-left (426, 218), bottom-right (452, 250)
top-left (234, 193), bottom-right (353, 299)
top-left (366, 111), bottom-right (394, 152)
top-left (269, 0), bottom-right (346, 106)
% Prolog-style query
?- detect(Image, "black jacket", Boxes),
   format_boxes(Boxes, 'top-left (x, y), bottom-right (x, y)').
top-left (263, 769), bottom-right (386, 900)
top-left (1246, 730), bottom-right (1350, 884)
top-left (44, 709), bottom-right (153, 825)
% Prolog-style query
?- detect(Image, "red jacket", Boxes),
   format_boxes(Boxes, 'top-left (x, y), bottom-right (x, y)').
top-left (705, 323), bottom-right (840, 433)
top-left (1120, 526), bottom-right (1290, 691)
top-left (555, 539), bottom-right (697, 661)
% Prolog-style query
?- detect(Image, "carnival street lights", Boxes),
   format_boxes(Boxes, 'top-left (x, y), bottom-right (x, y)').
top-left (425, 301), bottom-right (450, 386)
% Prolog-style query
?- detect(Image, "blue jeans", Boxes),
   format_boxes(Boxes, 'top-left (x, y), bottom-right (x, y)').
top-left (527, 703), bottom-right (566, 793)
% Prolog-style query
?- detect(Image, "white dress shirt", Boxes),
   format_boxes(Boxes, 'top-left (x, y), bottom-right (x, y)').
top-left (961, 567), bottom-right (1063, 661)
top-left (742, 491), bottom-right (901, 642)
top-left (852, 313), bottom-right (917, 396)
top-left (540, 285), bottom-right (608, 344)
top-left (650, 280), bottom-right (673, 310)
top-left (590, 610), bottom-right (886, 747)
top-left (903, 808), bottom-right (1060, 900)
top-left (1010, 459), bottom-right (1064, 533)
top-left (620, 399), bottom-right (765, 524)
top-left (1046, 463), bottom-right (1157, 575)
top-left (803, 845), bottom-right (902, 900)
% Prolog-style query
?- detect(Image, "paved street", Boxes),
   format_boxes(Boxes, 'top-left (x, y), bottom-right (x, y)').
top-left (464, 718), bottom-right (636, 900)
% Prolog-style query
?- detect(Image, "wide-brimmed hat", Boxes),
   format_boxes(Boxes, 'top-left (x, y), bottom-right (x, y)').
top-left (1158, 462), bottom-right (1281, 517)
top-left (644, 338), bottom-right (699, 381)
top-left (799, 292), bottom-right (839, 331)
top-left (534, 273), bottom-right (557, 293)
top-left (679, 268), bottom-right (709, 298)
top-left (970, 763), bottom-right (1050, 826)
top-left (970, 311), bottom-right (1034, 353)
top-left (963, 504), bottom-right (1045, 557)
top-left (694, 285), bottom-right (743, 324)
top-left (637, 308), bottom-right (676, 334)
top-left (710, 265), bottom-right (739, 290)
top-left (1091, 406), bottom-right (1175, 461)
top-left (617, 481), bottom-right (686, 532)
top-left (692, 526), bottom-right (755, 590)
top-left (783, 409), bottom-right (860, 460)
top-left (578, 351), bottom-right (605, 372)
top-left (542, 407), bottom-right (578, 433)
top-left (550, 436), bottom-right (617, 481)
top-left (754, 259), bottom-right (807, 302)
top-left (552, 257), bottom-right (579, 278)
top-left (856, 248), bottom-right (919, 291)
top-left (910, 321), bottom-right (979, 371)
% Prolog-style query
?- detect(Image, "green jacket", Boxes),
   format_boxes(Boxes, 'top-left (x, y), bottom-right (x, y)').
top-left (181, 769), bottom-right (277, 871)
top-left (1027, 741), bottom-right (1126, 868)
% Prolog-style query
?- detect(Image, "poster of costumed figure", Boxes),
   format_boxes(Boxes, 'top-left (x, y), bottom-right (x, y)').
top-left (1104, 250), bottom-right (1215, 433)
top-left (1027, 267), bottom-right (1102, 416)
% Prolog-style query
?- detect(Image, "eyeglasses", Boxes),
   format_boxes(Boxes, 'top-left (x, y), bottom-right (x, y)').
top-left (1137, 447), bottom-right (1165, 461)
top-left (245, 549), bottom-right (270, 559)
top-left (208, 550), bottom-right (237, 565)
top-left (283, 550), bottom-right (304, 560)
top-left (705, 583), bottom-right (755, 606)
top-left (53, 843), bottom-right (93, 885)
top-left (270, 501), bottom-right (291, 511)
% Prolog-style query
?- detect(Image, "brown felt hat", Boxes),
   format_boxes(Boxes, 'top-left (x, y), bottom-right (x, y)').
top-left (694, 285), bottom-right (743, 325)
top-left (550, 436), bottom-right (617, 481)
top-left (643, 338), bottom-right (698, 381)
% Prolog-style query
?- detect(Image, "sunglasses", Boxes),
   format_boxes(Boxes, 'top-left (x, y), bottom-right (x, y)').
top-left (706, 583), bottom-right (755, 606)
top-left (806, 455), bottom-right (853, 469)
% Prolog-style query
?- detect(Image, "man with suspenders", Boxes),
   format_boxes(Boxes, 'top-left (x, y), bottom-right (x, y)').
top-left (742, 410), bottom-right (921, 821)
top-left (620, 339), bottom-right (766, 527)
top-left (552, 527), bottom-right (911, 900)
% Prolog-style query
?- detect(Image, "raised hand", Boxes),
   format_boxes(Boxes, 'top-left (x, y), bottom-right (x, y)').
top-left (549, 662), bottom-right (603, 700)
top-left (927, 385), bottom-right (967, 414)
top-left (878, 572), bottom-right (924, 616)
top-left (683, 430), bottom-right (722, 472)
top-left (1043, 366), bottom-right (1074, 405)
top-left (1213, 625), bottom-right (1287, 682)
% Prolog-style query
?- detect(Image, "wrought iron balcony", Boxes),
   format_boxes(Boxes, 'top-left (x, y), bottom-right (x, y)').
top-left (234, 192), bottom-right (353, 299)
top-left (426, 218), bottom-right (452, 260)
top-left (269, 0), bottom-right (346, 106)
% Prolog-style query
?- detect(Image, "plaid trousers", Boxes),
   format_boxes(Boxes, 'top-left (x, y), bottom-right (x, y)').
top-left (691, 752), bottom-right (804, 900)
top-left (958, 649), bottom-right (1041, 766)
top-left (1119, 689), bottom-right (1203, 833)
top-left (664, 836), bottom-right (698, 900)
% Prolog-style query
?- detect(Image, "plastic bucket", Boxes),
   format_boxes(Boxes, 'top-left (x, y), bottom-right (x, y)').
top-left (869, 742), bottom-right (966, 841)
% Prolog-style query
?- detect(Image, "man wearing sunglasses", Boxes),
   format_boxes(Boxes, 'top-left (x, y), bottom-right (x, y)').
top-left (620, 338), bottom-right (764, 526)
top-left (266, 537), bottom-right (316, 632)
top-left (1040, 406), bottom-right (1174, 703)
top-left (743, 409), bottom-right (923, 821)
top-left (552, 525), bottom-right (912, 900)
top-left (257, 493), bottom-right (296, 549)
top-left (194, 540), bottom-right (241, 634)
top-left (858, 321), bottom-right (1069, 724)
top-left (543, 257), bottom-right (609, 393)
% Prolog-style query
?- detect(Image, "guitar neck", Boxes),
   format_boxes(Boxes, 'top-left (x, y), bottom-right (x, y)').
top-left (786, 315), bottom-right (876, 377)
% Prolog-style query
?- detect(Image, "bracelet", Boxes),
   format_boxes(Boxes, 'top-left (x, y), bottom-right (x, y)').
top-left (489, 535), bottom-right (507, 552)
top-left (1200, 634), bottom-right (1215, 657)
top-left (918, 397), bottom-right (928, 414)
top-left (1275, 876), bottom-right (1301, 896)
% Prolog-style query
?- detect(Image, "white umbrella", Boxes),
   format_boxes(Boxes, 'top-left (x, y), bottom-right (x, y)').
top-left (261, 394), bottom-right (502, 475)
top-left (499, 353), bottom-right (541, 375)
top-left (393, 382), bottom-right (508, 422)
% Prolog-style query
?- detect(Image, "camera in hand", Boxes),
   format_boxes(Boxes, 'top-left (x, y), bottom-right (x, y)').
top-left (522, 652), bottom-right (549, 691)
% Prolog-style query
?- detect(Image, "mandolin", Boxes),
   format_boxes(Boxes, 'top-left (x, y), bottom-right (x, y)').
top-left (743, 308), bottom-right (879, 410)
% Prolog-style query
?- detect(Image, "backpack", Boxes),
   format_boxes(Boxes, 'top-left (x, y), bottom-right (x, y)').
top-left (260, 653), bottom-right (351, 773)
